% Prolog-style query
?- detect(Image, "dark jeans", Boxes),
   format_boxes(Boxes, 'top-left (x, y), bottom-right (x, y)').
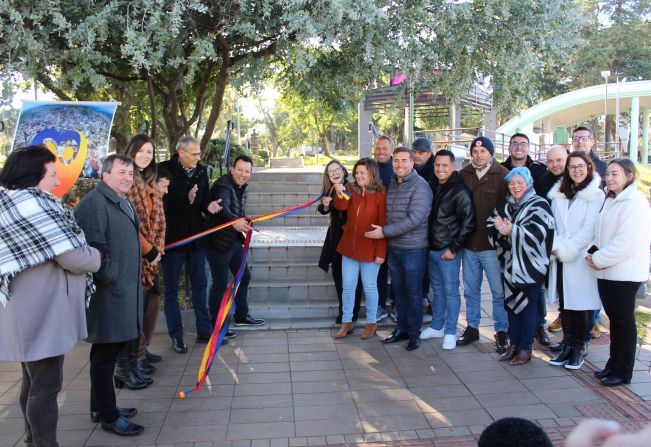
top-left (377, 260), bottom-right (394, 310)
top-left (507, 285), bottom-right (542, 352)
top-left (162, 245), bottom-right (212, 339)
top-left (387, 247), bottom-right (427, 338)
top-left (90, 341), bottom-right (127, 424)
top-left (599, 279), bottom-right (640, 381)
top-left (206, 243), bottom-right (251, 323)
top-left (331, 252), bottom-right (362, 320)
top-left (138, 283), bottom-right (161, 359)
top-left (20, 355), bottom-right (64, 447)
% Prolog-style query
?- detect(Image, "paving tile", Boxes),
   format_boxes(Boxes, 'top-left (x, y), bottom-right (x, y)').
top-left (230, 407), bottom-right (294, 423)
top-left (292, 381), bottom-right (349, 394)
top-left (532, 387), bottom-right (602, 405)
top-left (252, 439), bottom-right (271, 447)
top-left (356, 400), bottom-right (423, 417)
top-left (307, 436), bottom-right (326, 446)
top-left (325, 434), bottom-right (345, 445)
top-left (288, 437), bottom-right (307, 447)
top-left (425, 408), bottom-right (493, 428)
top-left (546, 402), bottom-right (584, 418)
top-left (416, 428), bottom-right (435, 439)
top-left (474, 391), bottom-right (541, 408)
top-left (409, 385), bottom-right (472, 399)
top-left (234, 372), bottom-right (292, 384)
top-left (351, 388), bottom-right (415, 403)
top-left (289, 344), bottom-right (337, 353)
top-left (291, 370), bottom-right (347, 382)
top-left (294, 403), bottom-right (358, 421)
top-left (153, 424), bottom-right (228, 443)
top-left (487, 404), bottom-right (556, 420)
top-left (290, 352), bottom-right (340, 362)
top-left (468, 424), bottom-right (487, 435)
top-left (343, 434), bottom-right (365, 443)
top-left (433, 426), bottom-right (472, 438)
top-left (270, 438), bottom-right (289, 447)
top-left (415, 396), bottom-right (482, 413)
top-left (290, 361), bottom-right (342, 372)
top-left (398, 430), bottom-right (419, 440)
top-left (295, 418), bottom-right (364, 437)
top-left (232, 441), bottom-right (252, 447)
top-left (233, 383), bottom-right (292, 396)
top-left (238, 363), bottom-right (291, 373)
top-left (239, 353), bottom-right (291, 364)
top-left (227, 422), bottom-right (295, 440)
top-left (380, 431), bottom-right (401, 441)
top-left (521, 375), bottom-right (582, 391)
top-left (360, 414), bottom-right (430, 432)
top-left (465, 379), bottom-right (527, 395)
top-left (293, 391), bottom-right (355, 407)
top-left (231, 394), bottom-right (293, 409)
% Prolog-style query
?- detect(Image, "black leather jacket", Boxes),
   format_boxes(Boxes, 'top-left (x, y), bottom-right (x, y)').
top-left (427, 171), bottom-right (476, 253)
top-left (207, 173), bottom-right (248, 251)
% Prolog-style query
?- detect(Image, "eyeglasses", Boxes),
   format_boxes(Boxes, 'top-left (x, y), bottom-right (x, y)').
top-left (568, 164), bottom-right (587, 171)
top-left (327, 168), bottom-right (343, 176)
top-left (572, 136), bottom-right (592, 142)
top-left (509, 142), bottom-right (529, 148)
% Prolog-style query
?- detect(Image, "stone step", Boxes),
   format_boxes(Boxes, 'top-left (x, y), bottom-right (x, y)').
top-left (251, 215), bottom-right (327, 227)
top-left (247, 192), bottom-right (315, 207)
top-left (247, 181), bottom-right (323, 195)
top-left (250, 169), bottom-right (324, 184)
top-left (250, 260), bottom-right (330, 281)
top-left (248, 280), bottom-right (338, 301)
top-left (248, 203), bottom-right (325, 217)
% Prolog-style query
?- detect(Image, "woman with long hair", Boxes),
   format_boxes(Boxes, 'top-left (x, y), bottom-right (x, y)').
top-left (114, 134), bottom-right (166, 389)
top-left (333, 158), bottom-right (387, 339)
top-left (587, 158), bottom-right (651, 386)
top-left (318, 160), bottom-right (362, 324)
top-left (547, 152), bottom-right (603, 370)
top-left (0, 146), bottom-right (101, 446)
top-left (488, 167), bottom-right (554, 365)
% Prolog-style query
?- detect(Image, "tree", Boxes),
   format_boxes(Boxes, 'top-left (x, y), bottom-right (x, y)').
top-left (1, 0), bottom-right (580, 153)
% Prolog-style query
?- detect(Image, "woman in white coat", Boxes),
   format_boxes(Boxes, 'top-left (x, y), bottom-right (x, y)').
top-left (587, 158), bottom-right (651, 387)
top-left (547, 151), bottom-right (604, 370)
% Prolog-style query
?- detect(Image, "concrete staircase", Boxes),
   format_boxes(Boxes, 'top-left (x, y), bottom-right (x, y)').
top-left (245, 168), bottom-right (341, 329)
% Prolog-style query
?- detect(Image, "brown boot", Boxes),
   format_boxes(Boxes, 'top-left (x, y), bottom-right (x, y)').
top-left (360, 324), bottom-right (377, 340)
top-left (335, 322), bottom-right (354, 339)
top-left (499, 345), bottom-right (519, 362)
top-left (510, 350), bottom-right (532, 366)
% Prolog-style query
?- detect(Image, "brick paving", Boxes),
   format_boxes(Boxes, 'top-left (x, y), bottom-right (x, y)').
top-left (2, 321), bottom-right (651, 447)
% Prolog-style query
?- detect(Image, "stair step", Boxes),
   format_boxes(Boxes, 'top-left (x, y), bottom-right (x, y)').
top-left (248, 281), bottom-right (338, 301)
top-left (247, 192), bottom-right (314, 206)
top-left (247, 182), bottom-right (323, 194)
top-left (250, 261), bottom-right (330, 281)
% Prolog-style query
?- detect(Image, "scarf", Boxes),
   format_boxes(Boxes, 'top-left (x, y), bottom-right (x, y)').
top-left (487, 188), bottom-right (554, 314)
top-left (0, 187), bottom-right (95, 307)
top-left (127, 172), bottom-right (166, 289)
top-left (471, 157), bottom-right (493, 180)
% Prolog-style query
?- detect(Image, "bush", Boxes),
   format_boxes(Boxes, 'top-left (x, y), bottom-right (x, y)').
top-left (205, 138), bottom-right (252, 169)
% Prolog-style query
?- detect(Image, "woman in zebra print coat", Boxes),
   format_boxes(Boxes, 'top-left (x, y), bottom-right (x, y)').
top-left (487, 167), bottom-right (555, 366)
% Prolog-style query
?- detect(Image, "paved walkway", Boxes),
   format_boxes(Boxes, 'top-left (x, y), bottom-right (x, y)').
top-left (2, 318), bottom-right (651, 447)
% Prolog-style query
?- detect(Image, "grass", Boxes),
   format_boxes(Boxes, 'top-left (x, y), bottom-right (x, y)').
top-left (636, 311), bottom-right (651, 343)
top-left (302, 153), bottom-right (359, 170)
top-left (637, 164), bottom-right (651, 199)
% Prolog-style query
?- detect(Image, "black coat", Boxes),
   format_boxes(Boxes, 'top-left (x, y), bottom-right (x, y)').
top-left (427, 171), bottom-right (476, 253)
top-left (207, 173), bottom-right (248, 251)
top-left (501, 155), bottom-right (547, 183)
top-left (534, 171), bottom-right (562, 203)
top-left (318, 179), bottom-right (350, 272)
top-left (159, 154), bottom-right (210, 249)
top-left (414, 155), bottom-right (435, 183)
top-left (74, 182), bottom-right (143, 343)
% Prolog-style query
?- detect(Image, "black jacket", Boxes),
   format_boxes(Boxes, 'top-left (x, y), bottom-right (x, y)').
top-left (534, 171), bottom-right (562, 203)
top-left (317, 179), bottom-right (350, 272)
top-left (207, 173), bottom-right (248, 251)
top-left (414, 155), bottom-right (435, 183)
top-left (159, 154), bottom-right (210, 249)
top-left (501, 155), bottom-right (547, 183)
top-left (427, 171), bottom-right (476, 253)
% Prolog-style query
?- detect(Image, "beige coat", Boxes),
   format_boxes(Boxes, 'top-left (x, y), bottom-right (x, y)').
top-left (0, 246), bottom-right (101, 362)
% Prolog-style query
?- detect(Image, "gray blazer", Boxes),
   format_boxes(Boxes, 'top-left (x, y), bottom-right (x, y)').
top-left (383, 169), bottom-right (432, 250)
top-left (74, 182), bottom-right (143, 344)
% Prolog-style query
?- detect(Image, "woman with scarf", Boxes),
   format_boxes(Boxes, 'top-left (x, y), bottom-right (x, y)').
top-left (587, 158), bottom-right (651, 387)
top-left (333, 158), bottom-right (387, 339)
top-left (488, 167), bottom-right (554, 365)
top-left (112, 135), bottom-right (166, 390)
top-left (0, 146), bottom-right (101, 447)
top-left (317, 160), bottom-right (362, 324)
top-left (547, 152), bottom-right (603, 370)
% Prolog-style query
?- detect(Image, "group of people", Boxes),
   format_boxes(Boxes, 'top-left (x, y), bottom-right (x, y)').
top-left (1, 126), bottom-right (650, 446)
top-left (319, 128), bottom-right (650, 377)
top-left (0, 135), bottom-right (265, 444)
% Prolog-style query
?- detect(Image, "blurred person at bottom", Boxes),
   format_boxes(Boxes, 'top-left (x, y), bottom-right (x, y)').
top-left (0, 146), bottom-right (101, 447)
top-left (587, 158), bottom-right (651, 387)
top-left (333, 158), bottom-right (387, 339)
top-left (488, 167), bottom-right (554, 366)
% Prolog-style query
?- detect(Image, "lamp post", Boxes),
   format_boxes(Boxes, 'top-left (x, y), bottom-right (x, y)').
top-left (601, 70), bottom-right (611, 147)
top-left (615, 76), bottom-right (626, 154)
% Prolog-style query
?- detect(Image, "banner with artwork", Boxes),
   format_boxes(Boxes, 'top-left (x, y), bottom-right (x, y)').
top-left (12, 101), bottom-right (118, 197)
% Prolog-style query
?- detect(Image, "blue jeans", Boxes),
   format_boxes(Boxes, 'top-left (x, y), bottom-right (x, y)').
top-left (388, 247), bottom-right (427, 337)
top-left (428, 249), bottom-right (462, 335)
top-left (342, 256), bottom-right (380, 324)
top-left (206, 243), bottom-right (251, 323)
top-left (162, 246), bottom-right (212, 339)
top-left (462, 249), bottom-right (508, 332)
top-left (507, 285), bottom-right (542, 352)
top-left (538, 288), bottom-right (547, 327)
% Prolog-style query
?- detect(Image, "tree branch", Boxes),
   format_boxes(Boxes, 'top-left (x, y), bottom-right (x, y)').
top-left (35, 73), bottom-right (73, 101)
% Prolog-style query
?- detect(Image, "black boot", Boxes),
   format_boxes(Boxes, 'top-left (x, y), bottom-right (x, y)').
top-left (114, 352), bottom-right (147, 390)
top-left (565, 341), bottom-right (585, 370)
top-left (548, 340), bottom-right (572, 366)
top-left (130, 351), bottom-right (153, 386)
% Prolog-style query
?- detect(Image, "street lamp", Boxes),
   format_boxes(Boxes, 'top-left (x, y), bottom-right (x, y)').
top-left (601, 70), bottom-right (610, 146)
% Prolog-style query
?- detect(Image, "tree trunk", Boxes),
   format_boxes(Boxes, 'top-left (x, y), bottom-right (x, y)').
top-left (321, 133), bottom-right (331, 157)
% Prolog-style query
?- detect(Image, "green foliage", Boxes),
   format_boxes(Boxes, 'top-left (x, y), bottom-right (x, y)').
top-left (205, 137), bottom-right (252, 169)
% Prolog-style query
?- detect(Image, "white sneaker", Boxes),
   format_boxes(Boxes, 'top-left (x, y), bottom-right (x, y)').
top-left (442, 334), bottom-right (457, 350)
top-left (420, 327), bottom-right (445, 339)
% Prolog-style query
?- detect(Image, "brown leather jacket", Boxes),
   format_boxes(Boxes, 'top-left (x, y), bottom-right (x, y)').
top-left (459, 160), bottom-right (509, 252)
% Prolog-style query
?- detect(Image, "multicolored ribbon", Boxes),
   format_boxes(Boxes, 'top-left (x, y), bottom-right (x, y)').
top-left (176, 193), bottom-right (325, 398)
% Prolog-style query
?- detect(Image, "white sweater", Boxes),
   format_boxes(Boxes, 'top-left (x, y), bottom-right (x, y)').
top-left (592, 183), bottom-right (651, 282)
